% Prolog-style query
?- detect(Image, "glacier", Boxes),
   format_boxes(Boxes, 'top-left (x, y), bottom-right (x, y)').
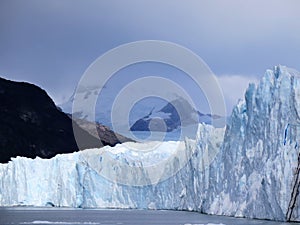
top-left (1, 66), bottom-right (300, 222)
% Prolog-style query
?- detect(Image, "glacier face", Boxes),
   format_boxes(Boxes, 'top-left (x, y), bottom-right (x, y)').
top-left (202, 66), bottom-right (300, 221)
top-left (0, 125), bottom-right (224, 210)
top-left (1, 66), bottom-right (300, 221)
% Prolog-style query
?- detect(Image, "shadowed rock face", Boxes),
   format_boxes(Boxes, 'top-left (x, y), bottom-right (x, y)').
top-left (0, 77), bottom-right (131, 163)
top-left (72, 117), bottom-right (134, 146)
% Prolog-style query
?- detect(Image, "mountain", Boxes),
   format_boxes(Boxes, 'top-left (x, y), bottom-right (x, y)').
top-left (60, 88), bottom-right (223, 132)
top-left (72, 117), bottom-right (133, 145)
top-left (130, 97), bottom-right (222, 132)
top-left (60, 86), bottom-right (226, 133)
top-left (59, 87), bottom-right (168, 129)
top-left (0, 77), bottom-right (131, 163)
top-left (2, 66), bottom-right (300, 222)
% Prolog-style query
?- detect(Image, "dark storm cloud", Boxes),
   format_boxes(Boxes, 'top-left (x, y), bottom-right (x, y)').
top-left (0, 0), bottom-right (299, 105)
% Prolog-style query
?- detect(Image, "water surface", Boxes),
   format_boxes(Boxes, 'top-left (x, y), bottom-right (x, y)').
top-left (0, 208), bottom-right (298, 225)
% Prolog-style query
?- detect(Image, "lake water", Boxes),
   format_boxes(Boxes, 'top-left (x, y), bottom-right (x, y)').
top-left (0, 208), bottom-right (298, 225)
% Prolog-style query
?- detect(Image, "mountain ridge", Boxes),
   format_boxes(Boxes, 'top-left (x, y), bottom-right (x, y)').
top-left (0, 77), bottom-right (131, 163)
top-left (130, 97), bottom-right (223, 132)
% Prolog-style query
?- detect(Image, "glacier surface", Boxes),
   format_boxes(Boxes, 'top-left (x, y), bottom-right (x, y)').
top-left (1, 66), bottom-right (300, 222)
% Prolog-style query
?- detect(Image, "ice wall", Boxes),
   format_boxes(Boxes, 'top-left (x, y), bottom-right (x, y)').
top-left (201, 65), bottom-right (300, 221)
top-left (0, 125), bottom-right (224, 211)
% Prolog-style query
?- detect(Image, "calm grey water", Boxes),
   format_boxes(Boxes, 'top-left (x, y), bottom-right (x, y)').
top-left (0, 208), bottom-right (298, 225)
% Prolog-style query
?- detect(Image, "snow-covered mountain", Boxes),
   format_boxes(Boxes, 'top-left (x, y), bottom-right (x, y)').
top-left (59, 86), bottom-right (167, 129)
top-left (59, 87), bottom-right (222, 132)
top-left (2, 66), bottom-right (300, 222)
top-left (130, 97), bottom-right (223, 132)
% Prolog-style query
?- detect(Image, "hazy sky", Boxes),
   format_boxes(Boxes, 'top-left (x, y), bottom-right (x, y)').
top-left (0, 0), bottom-right (300, 113)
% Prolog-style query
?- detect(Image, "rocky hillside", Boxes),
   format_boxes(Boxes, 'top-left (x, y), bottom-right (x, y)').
top-left (0, 77), bottom-right (131, 163)
top-left (72, 117), bottom-right (133, 146)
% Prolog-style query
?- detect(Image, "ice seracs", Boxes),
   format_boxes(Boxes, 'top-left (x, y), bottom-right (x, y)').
top-left (1, 66), bottom-right (300, 222)
top-left (204, 65), bottom-right (300, 221)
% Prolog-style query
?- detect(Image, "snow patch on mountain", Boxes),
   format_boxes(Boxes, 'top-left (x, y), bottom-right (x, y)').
top-left (59, 86), bottom-right (167, 129)
top-left (130, 97), bottom-right (224, 132)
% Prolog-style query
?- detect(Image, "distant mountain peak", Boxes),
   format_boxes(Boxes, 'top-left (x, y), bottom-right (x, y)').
top-left (130, 97), bottom-right (223, 132)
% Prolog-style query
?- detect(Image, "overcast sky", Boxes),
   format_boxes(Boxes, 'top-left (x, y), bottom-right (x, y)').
top-left (0, 0), bottom-right (300, 113)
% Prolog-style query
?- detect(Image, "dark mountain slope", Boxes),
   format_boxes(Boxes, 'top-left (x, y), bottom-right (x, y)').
top-left (0, 77), bottom-right (130, 163)
top-left (72, 117), bottom-right (133, 146)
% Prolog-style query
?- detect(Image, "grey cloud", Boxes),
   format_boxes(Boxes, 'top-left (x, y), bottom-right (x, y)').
top-left (0, 0), bottom-right (299, 107)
